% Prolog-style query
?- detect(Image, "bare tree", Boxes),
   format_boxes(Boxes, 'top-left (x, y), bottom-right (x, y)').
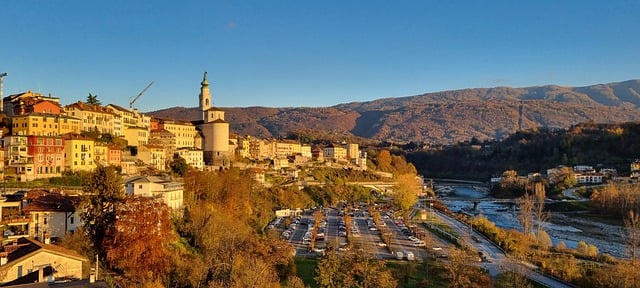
top-left (517, 193), bottom-right (535, 238)
top-left (533, 182), bottom-right (549, 242)
top-left (623, 210), bottom-right (640, 264)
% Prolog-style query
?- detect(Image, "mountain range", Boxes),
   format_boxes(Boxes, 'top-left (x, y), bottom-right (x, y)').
top-left (148, 79), bottom-right (640, 144)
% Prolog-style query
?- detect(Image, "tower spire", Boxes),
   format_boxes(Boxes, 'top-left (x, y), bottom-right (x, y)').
top-left (201, 71), bottom-right (209, 86)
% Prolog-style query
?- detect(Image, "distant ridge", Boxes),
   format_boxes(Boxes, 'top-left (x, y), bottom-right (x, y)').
top-left (149, 79), bottom-right (640, 144)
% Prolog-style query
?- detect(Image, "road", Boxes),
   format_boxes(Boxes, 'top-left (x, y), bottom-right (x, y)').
top-left (430, 209), bottom-right (575, 288)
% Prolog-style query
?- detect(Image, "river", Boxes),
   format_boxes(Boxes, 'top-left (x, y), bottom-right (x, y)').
top-left (439, 186), bottom-right (626, 258)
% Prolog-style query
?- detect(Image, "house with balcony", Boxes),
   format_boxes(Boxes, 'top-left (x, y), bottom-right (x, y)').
top-left (3, 135), bottom-right (34, 181)
top-left (22, 190), bottom-right (81, 241)
top-left (149, 128), bottom-right (176, 161)
top-left (0, 194), bottom-right (30, 240)
top-left (176, 147), bottom-right (204, 170)
top-left (156, 118), bottom-right (198, 149)
top-left (138, 144), bottom-right (166, 171)
top-left (62, 133), bottom-right (95, 172)
top-left (10, 113), bottom-right (81, 137)
top-left (124, 175), bottom-right (184, 210)
top-left (94, 143), bottom-right (108, 166)
top-left (27, 136), bottom-right (65, 179)
top-left (107, 144), bottom-right (122, 167)
top-left (64, 101), bottom-right (117, 135)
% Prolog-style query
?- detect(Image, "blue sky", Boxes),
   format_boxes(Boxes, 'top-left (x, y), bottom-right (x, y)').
top-left (1, 1), bottom-right (639, 111)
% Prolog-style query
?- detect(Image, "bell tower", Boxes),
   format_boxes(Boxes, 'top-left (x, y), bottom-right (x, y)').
top-left (199, 71), bottom-right (211, 121)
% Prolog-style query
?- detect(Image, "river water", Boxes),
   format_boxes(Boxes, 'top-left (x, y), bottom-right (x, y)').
top-left (440, 186), bottom-right (626, 258)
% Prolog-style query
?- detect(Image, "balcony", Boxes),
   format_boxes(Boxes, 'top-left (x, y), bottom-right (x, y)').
top-left (0, 215), bottom-right (31, 225)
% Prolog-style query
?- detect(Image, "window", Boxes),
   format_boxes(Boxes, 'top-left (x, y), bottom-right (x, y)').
top-left (139, 184), bottom-right (143, 189)
top-left (70, 217), bottom-right (74, 224)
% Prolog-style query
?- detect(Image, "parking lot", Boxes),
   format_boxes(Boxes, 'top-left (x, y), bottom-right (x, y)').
top-left (274, 205), bottom-right (450, 261)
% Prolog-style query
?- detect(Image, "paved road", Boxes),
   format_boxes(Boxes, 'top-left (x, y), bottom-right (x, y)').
top-left (430, 209), bottom-right (575, 288)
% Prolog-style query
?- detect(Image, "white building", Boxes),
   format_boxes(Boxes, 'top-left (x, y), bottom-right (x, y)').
top-left (176, 147), bottom-right (204, 170)
top-left (124, 176), bottom-right (184, 210)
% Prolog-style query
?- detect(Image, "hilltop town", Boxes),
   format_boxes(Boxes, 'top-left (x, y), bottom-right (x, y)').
top-left (0, 73), bottom-right (372, 286)
top-left (0, 72), bottom-right (367, 181)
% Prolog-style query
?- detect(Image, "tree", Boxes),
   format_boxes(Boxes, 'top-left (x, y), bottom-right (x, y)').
top-left (495, 271), bottom-right (533, 288)
top-left (443, 247), bottom-right (473, 288)
top-left (533, 181), bottom-right (549, 235)
top-left (392, 173), bottom-right (420, 219)
top-left (80, 165), bottom-right (125, 257)
top-left (87, 93), bottom-right (101, 105)
top-left (376, 150), bottom-right (393, 172)
top-left (536, 230), bottom-right (552, 249)
top-left (169, 153), bottom-right (189, 176)
top-left (57, 227), bottom-right (93, 259)
top-left (517, 192), bottom-right (535, 238)
top-left (103, 197), bottom-right (177, 283)
top-left (623, 209), bottom-right (640, 264)
top-left (315, 248), bottom-right (343, 288)
top-left (316, 248), bottom-right (396, 288)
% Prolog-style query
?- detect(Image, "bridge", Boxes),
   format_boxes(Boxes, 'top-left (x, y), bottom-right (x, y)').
top-left (439, 197), bottom-right (517, 211)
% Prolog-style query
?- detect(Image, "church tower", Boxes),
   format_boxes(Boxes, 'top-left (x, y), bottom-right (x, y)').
top-left (197, 71), bottom-right (232, 167)
top-left (199, 71), bottom-right (211, 121)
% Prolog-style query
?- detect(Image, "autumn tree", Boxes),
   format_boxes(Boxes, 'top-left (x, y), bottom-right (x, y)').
top-left (548, 166), bottom-right (576, 194)
top-left (376, 149), bottom-right (393, 172)
top-left (103, 196), bottom-right (177, 283)
top-left (315, 247), bottom-right (397, 288)
top-left (392, 173), bottom-right (420, 219)
top-left (443, 247), bottom-right (491, 288)
top-left (175, 169), bottom-right (295, 287)
top-left (80, 165), bottom-right (124, 257)
top-left (533, 181), bottom-right (549, 235)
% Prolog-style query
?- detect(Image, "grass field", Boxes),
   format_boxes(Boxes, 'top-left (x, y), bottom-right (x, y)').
top-left (294, 257), bottom-right (318, 288)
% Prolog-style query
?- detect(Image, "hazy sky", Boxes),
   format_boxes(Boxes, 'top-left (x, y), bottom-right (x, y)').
top-left (2, 1), bottom-right (639, 111)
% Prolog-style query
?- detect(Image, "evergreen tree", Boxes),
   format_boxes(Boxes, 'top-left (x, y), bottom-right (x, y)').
top-left (87, 93), bottom-right (101, 105)
top-left (80, 165), bottom-right (124, 257)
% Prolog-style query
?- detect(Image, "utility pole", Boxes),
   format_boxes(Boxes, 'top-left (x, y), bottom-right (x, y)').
top-left (0, 72), bottom-right (7, 113)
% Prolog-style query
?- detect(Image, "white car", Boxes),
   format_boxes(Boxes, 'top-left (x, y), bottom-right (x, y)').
top-left (377, 242), bottom-right (387, 247)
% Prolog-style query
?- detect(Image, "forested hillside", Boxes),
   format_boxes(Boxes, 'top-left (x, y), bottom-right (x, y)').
top-left (406, 122), bottom-right (640, 181)
top-left (150, 79), bottom-right (640, 144)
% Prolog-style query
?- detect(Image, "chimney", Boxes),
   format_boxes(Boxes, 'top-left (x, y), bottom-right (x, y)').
top-left (44, 232), bottom-right (51, 245)
top-left (0, 252), bottom-right (8, 265)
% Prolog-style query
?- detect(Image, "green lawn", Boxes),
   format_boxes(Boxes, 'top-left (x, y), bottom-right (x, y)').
top-left (295, 257), bottom-right (318, 288)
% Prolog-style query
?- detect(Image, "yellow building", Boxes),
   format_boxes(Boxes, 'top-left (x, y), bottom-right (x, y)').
top-left (11, 113), bottom-right (81, 136)
top-left (64, 101), bottom-right (117, 134)
top-left (0, 237), bottom-right (86, 284)
top-left (123, 126), bottom-right (149, 147)
top-left (276, 140), bottom-right (302, 157)
top-left (94, 142), bottom-right (109, 166)
top-left (323, 143), bottom-right (347, 161)
top-left (159, 119), bottom-right (197, 148)
top-left (138, 144), bottom-right (166, 171)
top-left (106, 104), bottom-right (151, 136)
top-left (62, 133), bottom-right (95, 171)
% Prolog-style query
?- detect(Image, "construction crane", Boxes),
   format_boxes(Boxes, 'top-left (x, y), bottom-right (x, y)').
top-left (0, 72), bottom-right (7, 113)
top-left (129, 81), bottom-right (154, 109)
